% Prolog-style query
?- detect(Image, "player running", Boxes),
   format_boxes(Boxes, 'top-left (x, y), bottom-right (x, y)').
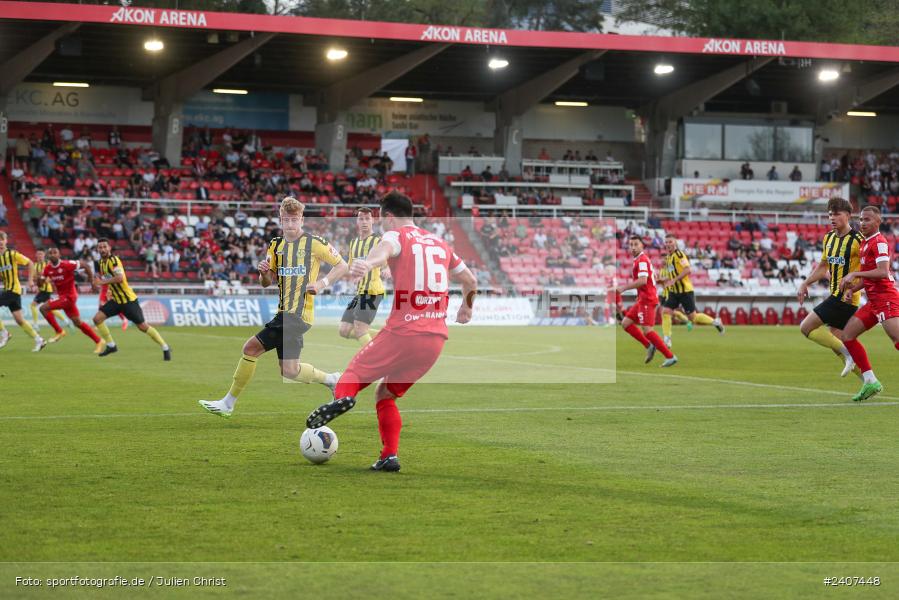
top-left (838, 206), bottom-right (899, 401)
top-left (613, 235), bottom-right (677, 367)
top-left (91, 239), bottom-right (171, 359)
top-left (658, 234), bottom-right (724, 347)
top-left (39, 247), bottom-right (104, 352)
top-left (306, 192), bottom-right (478, 472)
top-left (339, 207), bottom-right (384, 346)
top-left (31, 249), bottom-right (72, 333)
top-left (199, 197), bottom-right (349, 418)
top-left (797, 197), bottom-right (865, 378)
top-left (0, 231), bottom-right (46, 351)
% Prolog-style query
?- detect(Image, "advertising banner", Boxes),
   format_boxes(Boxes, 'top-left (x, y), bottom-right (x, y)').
top-left (671, 178), bottom-right (849, 205)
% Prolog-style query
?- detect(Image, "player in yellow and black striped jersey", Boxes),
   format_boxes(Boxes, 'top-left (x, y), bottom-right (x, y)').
top-left (90, 239), bottom-right (171, 360)
top-left (199, 197), bottom-right (350, 418)
top-left (0, 231), bottom-right (46, 351)
top-left (30, 248), bottom-right (72, 332)
top-left (339, 207), bottom-right (385, 346)
top-left (797, 197), bottom-right (866, 378)
top-left (658, 234), bottom-right (724, 346)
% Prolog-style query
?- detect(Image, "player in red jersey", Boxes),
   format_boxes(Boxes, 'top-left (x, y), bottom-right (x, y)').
top-left (838, 206), bottom-right (899, 401)
top-left (306, 192), bottom-right (478, 472)
top-left (613, 235), bottom-right (677, 367)
top-left (39, 247), bottom-right (104, 352)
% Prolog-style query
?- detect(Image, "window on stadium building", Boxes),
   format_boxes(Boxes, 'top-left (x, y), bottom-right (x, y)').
top-left (724, 124), bottom-right (774, 161)
top-left (683, 122), bottom-right (722, 159)
top-left (774, 126), bottom-right (813, 162)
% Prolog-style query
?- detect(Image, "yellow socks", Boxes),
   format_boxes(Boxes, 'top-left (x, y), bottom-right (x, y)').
top-left (294, 363), bottom-right (328, 384)
top-left (0, 319), bottom-right (5, 332)
top-left (357, 333), bottom-right (372, 345)
top-left (672, 310), bottom-right (688, 324)
top-left (30, 303), bottom-right (40, 323)
top-left (20, 320), bottom-right (38, 340)
top-left (96, 321), bottom-right (115, 344)
top-left (807, 327), bottom-right (846, 354)
top-left (227, 354), bottom-right (258, 399)
top-left (144, 326), bottom-right (168, 348)
top-left (661, 313), bottom-right (673, 338)
top-left (693, 313), bottom-right (715, 326)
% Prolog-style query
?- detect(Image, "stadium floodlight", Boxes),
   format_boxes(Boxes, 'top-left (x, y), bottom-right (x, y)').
top-left (53, 82), bottom-right (89, 88)
top-left (326, 48), bottom-right (348, 61)
top-left (144, 39), bottom-right (164, 52)
top-left (488, 58), bottom-right (509, 70)
top-left (213, 88), bottom-right (249, 95)
top-left (555, 101), bottom-right (588, 107)
top-left (389, 97), bottom-right (424, 103)
top-left (654, 63), bottom-right (674, 75)
top-left (818, 68), bottom-right (839, 82)
top-left (847, 110), bottom-right (876, 117)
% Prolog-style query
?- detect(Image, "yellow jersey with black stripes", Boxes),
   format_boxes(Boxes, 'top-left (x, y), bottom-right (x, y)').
top-left (99, 255), bottom-right (138, 303)
top-left (0, 249), bottom-right (30, 295)
top-left (664, 250), bottom-right (694, 294)
top-left (34, 260), bottom-right (54, 293)
top-left (266, 234), bottom-right (343, 324)
top-left (348, 234), bottom-right (385, 296)
top-left (821, 229), bottom-right (863, 306)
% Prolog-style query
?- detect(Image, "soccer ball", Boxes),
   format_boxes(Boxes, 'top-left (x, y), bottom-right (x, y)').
top-left (300, 427), bottom-right (339, 464)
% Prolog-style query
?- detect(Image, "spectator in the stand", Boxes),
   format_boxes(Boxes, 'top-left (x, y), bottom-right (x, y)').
top-left (740, 162), bottom-right (754, 180)
top-left (758, 253), bottom-right (777, 278)
top-left (586, 149), bottom-right (598, 161)
top-left (405, 143), bottom-right (417, 177)
top-left (460, 165), bottom-right (473, 181)
top-left (467, 145), bottom-right (480, 156)
top-left (515, 222), bottom-right (527, 239)
top-left (604, 150), bottom-right (614, 162)
top-left (562, 149), bottom-right (574, 160)
top-left (820, 158), bottom-right (831, 181)
top-left (143, 244), bottom-right (159, 279)
top-left (789, 166), bottom-right (802, 182)
top-left (14, 134), bottom-right (30, 166)
top-left (759, 233), bottom-right (774, 252)
top-left (498, 164), bottom-right (509, 181)
top-left (481, 166), bottom-right (494, 182)
top-left (234, 209), bottom-right (249, 227)
top-left (75, 130), bottom-right (91, 152)
top-left (108, 125), bottom-right (122, 148)
top-left (727, 234), bottom-right (741, 253)
top-left (574, 150), bottom-right (582, 161)
top-left (533, 230), bottom-right (547, 249)
top-left (47, 211), bottom-right (63, 245)
top-left (522, 166), bottom-right (535, 182)
top-left (767, 165), bottom-right (779, 181)
top-left (538, 148), bottom-right (550, 160)
top-left (59, 125), bottom-right (74, 146)
top-left (76, 157), bottom-right (97, 180)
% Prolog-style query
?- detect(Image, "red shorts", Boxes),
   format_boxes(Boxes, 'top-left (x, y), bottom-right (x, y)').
top-left (854, 298), bottom-right (899, 330)
top-left (44, 295), bottom-right (79, 319)
top-left (340, 329), bottom-right (446, 398)
top-left (625, 301), bottom-right (658, 327)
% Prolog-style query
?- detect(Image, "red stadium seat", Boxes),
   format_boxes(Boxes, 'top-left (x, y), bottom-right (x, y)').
top-left (749, 308), bottom-right (763, 325)
top-left (765, 307), bottom-right (779, 325)
top-left (718, 307), bottom-right (732, 325)
top-left (781, 307), bottom-right (795, 325)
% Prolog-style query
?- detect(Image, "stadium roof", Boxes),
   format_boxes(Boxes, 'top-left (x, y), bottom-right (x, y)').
top-left (3, 1), bottom-right (899, 114)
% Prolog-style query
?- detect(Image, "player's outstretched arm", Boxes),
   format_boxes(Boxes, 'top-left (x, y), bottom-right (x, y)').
top-left (452, 267), bottom-right (478, 323)
top-left (309, 258), bottom-right (349, 295)
top-left (615, 276), bottom-right (647, 294)
top-left (257, 259), bottom-right (273, 288)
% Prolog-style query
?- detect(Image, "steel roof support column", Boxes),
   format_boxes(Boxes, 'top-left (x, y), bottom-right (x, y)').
top-left (313, 44), bottom-right (449, 171)
top-left (490, 51), bottom-right (604, 176)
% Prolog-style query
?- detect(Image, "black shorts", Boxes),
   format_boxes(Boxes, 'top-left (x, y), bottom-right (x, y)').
top-left (341, 294), bottom-right (383, 325)
top-left (100, 299), bottom-right (146, 325)
top-left (34, 291), bottom-right (52, 304)
top-left (662, 291), bottom-right (697, 314)
top-left (255, 312), bottom-right (311, 360)
top-left (0, 291), bottom-right (22, 312)
top-left (813, 295), bottom-right (858, 330)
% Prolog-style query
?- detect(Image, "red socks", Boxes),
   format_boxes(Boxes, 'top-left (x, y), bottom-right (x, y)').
top-left (79, 322), bottom-right (101, 343)
top-left (624, 324), bottom-right (650, 348)
top-left (645, 331), bottom-right (675, 359)
top-left (44, 311), bottom-right (63, 334)
top-left (895, 342), bottom-right (899, 352)
top-left (376, 398), bottom-right (402, 459)
top-left (843, 339), bottom-right (872, 373)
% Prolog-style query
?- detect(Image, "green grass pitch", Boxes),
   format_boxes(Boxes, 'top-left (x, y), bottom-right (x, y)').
top-left (1, 323), bottom-right (898, 598)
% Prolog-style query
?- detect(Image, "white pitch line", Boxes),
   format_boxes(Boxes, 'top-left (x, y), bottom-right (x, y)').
top-left (1, 401), bottom-right (898, 422)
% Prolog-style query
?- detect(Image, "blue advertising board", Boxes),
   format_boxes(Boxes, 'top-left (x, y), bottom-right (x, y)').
top-left (182, 91), bottom-right (289, 130)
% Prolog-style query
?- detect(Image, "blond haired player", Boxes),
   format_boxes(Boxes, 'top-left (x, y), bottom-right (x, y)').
top-left (0, 231), bottom-right (46, 352)
top-left (200, 197), bottom-right (349, 418)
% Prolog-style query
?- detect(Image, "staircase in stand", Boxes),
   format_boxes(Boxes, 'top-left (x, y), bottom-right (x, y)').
top-left (0, 175), bottom-right (37, 256)
top-left (628, 180), bottom-right (656, 209)
top-left (404, 174), bottom-right (451, 216)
